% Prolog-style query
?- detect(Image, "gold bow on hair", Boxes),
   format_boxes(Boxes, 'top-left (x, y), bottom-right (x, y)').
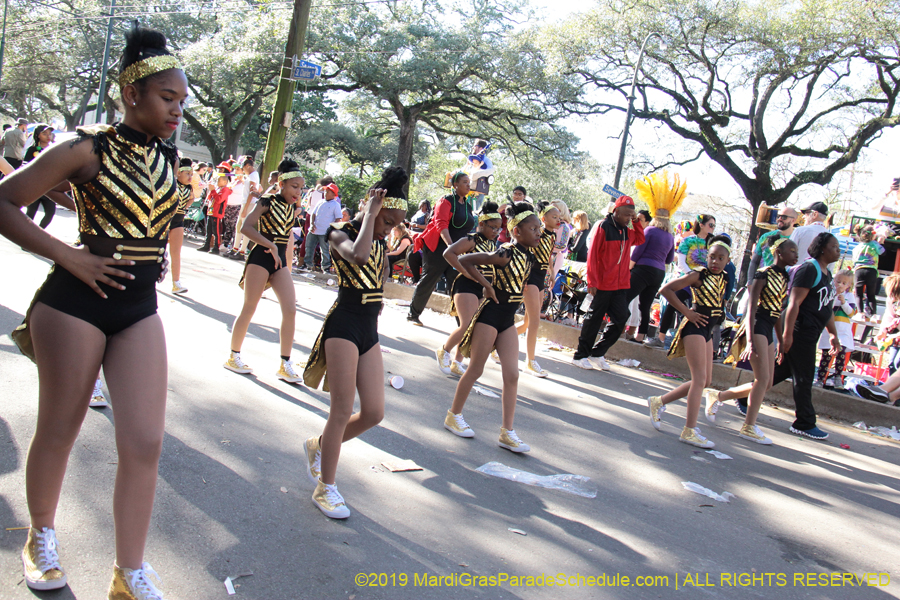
top-left (119, 55), bottom-right (182, 88)
top-left (508, 210), bottom-right (535, 231)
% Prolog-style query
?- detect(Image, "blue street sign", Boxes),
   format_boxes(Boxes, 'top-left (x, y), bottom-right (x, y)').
top-left (602, 183), bottom-right (625, 199)
top-left (292, 59), bottom-right (322, 80)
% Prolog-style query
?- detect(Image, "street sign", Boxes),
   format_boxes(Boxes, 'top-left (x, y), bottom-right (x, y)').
top-left (291, 59), bottom-right (322, 81)
top-left (602, 183), bottom-right (625, 199)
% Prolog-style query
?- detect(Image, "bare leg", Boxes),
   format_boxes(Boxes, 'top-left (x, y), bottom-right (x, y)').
top-left (446, 293), bottom-right (478, 362)
top-left (230, 264), bottom-right (268, 352)
top-left (343, 344), bottom-right (385, 441)
top-left (268, 267), bottom-right (297, 357)
top-left (169, 227), bottom-right (184, 283)
top-left (744, 335), bottom-right (774, 426)
top-left (450, 323), bottom-right (497, 414)
top-left (661, 335), bottom-right (711, 428)
top-left (103, 315), bottom-right (167, 570)
top-left (26, 304), bottom-right (106, 530)
top-left (494, 325), bottom-right (520, 430)
top-left (516, 284), bottom-right (541, 362)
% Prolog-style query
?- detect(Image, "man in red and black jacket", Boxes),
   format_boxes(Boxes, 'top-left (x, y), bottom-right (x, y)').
top-left (572, 195), bottom-right (645, 370)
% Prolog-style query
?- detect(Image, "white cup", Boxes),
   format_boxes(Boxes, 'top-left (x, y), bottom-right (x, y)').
top-left (390, 375), bottom-right (404, 389)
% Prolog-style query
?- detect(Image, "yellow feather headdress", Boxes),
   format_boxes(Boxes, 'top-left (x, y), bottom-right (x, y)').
top-left (634, 170), bottom-right (687, 219)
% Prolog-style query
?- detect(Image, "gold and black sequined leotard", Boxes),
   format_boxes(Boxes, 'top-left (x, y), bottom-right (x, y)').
top-left (755, 265), bottom-right (788, 322)
top-left (492, 242), bottom-right (535, 300)
top-left (529, 228), bottom-right (556, 271)
top-left (329, 220), bottom-right (386, 291)
top-left (69, 123), bottom-right (179, 240)
top-left (255, 194), bottom-right (295, 245)
top-left (667, 267), bottom-right (726, 359)
top-left (449, 232), bottom-right (496, 316)
top-left (175, 182), bottom-right (193, 215)
top-left (303, 220), bottom-right (386, 390)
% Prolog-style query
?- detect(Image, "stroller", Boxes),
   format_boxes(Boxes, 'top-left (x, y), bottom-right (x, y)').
top-left (183, 199), bottom-right (206, 240)
top-left (544, 268), bottom-right (589, 325)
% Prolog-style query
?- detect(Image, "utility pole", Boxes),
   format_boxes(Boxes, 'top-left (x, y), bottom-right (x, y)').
top-left (0, 0), bottom-right (9, 86)
top-left (95, 0), bottom-right (117, 124)
top-left (261, 0), bottom-right (312, 183)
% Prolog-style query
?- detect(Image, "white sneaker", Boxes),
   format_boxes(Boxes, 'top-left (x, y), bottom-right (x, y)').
top-left (435, 347), bottom-right (452, 375)
top-left (172, 280), bottom-right (188, 295)
top-left (224, 353), bottom-right (253, 374)
top-left (588, 356), bottom-right (610, 371)
top-left (703, 388), bottom-right (722, 423)
top-left (450, 360), bottom-right (467, 377)
top-left (89, 379), bottom-right (108, 408)
top-left (490, 350), bottom-right (501, 364)
top-left (277, 359), bottom-right (302, 383)
top-left (525, 359), bottom-right (547, 378)
top-left (572, 357), bottom-right (594, 370)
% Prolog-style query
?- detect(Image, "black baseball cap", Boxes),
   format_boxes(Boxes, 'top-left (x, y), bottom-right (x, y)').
top-left (801, 201), bottom-right (828, 215)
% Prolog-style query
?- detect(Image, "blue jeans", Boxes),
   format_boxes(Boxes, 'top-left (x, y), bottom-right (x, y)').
top-left (304, 232), bottom-right (331, 269)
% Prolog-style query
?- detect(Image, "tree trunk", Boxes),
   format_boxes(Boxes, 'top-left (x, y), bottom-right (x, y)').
top-left (396, 114), bottom-right (417, 194)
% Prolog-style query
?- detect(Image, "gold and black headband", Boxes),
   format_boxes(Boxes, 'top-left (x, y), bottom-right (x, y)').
top-left (119, 55), bottom-right (182, 88)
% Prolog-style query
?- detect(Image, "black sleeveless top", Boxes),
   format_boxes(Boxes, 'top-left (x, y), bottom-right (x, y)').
top-left (328, 220), bottom-right (386, 291)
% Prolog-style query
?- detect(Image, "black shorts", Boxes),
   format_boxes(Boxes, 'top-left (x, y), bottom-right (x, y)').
top-left (453, 275), bottom-right (484, 299)
top-left (246, 243), bottom-right (288, 276)
top-left (527, 267), bottom-right (547, 291)
top-left (321, 301), bottom-right (381, 355)
top-left (753, 316), bottom-right (777, 345)
top-left (680, 320), bottom-right (715, 342)
top-left (170, 213), bottom-right (184, 229)
top-left (475, 300), bottom-right (520, 334)
top-left (35, 263), bottom-right (160, 337)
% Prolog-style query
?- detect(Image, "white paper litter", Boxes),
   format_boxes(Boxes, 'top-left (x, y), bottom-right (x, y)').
top-left (681, 481), bottom-right (735, 503)
top-left (691, 456), bottom-right (710, 463)
top-left (473, 385), bottom-right (500, 398)
top-left (224, 577), bottom-right (235, 595)
top-left (476, 462), bottom-right (598, 498)
top-left (618, 358), bottom-right (641, 368)
top-left (851, 421), bottom-right (900, 440)
top-left (706, 450), bottom-right (733, 460)
top-left (508, 528), bottom-right (527, 536)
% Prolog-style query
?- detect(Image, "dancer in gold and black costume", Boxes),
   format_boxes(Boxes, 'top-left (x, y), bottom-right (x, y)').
top-left (224, 159), bottom-right (305, 383)
top-left (0, 26), bottom-right (185, 600)
top-left (169, 156), bottom-right (194, 295)
top-left (647, 235), bottom-right (732, 449)
top-left (436, 200), bottom-right (502, 377)
top-left (442, 201), bottom-right (542, 453)
top-left (302, 167), bottom-right (408, 520)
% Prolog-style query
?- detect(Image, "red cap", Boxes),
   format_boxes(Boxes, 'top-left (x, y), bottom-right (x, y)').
top-left (614, 195), bottom-right (635, 208)
top-left (324, 183), bottom-right (339, 196)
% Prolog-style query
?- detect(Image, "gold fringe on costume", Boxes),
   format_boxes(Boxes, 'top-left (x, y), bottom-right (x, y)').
top-left (459, 298), bottom-right (492, 358)
top-left (724, 318), bottom-right (748, 366)
top-left (10, 267), bottom-right (58, 363)
top-left (302, 299), bottom-right (340, 391)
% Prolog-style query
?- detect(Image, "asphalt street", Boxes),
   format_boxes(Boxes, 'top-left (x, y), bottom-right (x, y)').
top-left (1, 210), bottom-right (898, 600)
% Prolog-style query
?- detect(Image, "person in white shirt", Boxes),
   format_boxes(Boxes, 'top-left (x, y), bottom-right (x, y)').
top-left (304, 182), bottom-right (344, 271)
top-left (790, 201), bottom-right (830, 265)
top-left (230, 158), bottom-right (260, 255)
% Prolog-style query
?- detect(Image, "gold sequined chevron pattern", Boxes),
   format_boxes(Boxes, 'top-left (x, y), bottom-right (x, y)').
top-left (176, 182), bottom-right (193, 215)
top-left (691, 267), bottom-right (726, 313)
top-left (71, 124), bottom-right (177, 239)
top-left (757, 266), bottom-right (788, 319)
top-left (529, 229), bottom-right (556, 270)
top-left (258, 194), bottom-right (295, 243)
top-left (493, 243), bottom-right (534, 295)
top-left (329, 221), bottom-right (385, 290)
top-left (469, 232), bottom-right (497, 279)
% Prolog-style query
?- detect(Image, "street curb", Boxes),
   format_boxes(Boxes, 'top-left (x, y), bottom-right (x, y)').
top-left (295, 270), bottom-right (900, 428)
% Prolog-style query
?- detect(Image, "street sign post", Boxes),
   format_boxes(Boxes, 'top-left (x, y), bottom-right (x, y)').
top-left (603, 183), bottom-right (625, 199)
top-left (291, 58), bottom-right (322, 81)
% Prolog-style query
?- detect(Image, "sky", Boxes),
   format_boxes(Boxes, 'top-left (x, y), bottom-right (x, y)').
top-left (529, 0), bottom-right (899, 213)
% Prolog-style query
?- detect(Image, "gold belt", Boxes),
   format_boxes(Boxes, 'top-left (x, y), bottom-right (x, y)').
top-left (361, 292), bottom-right (384, 304)
top-left (111, 244), bottom-right (166, 263)
top-left (508, 294), bottom-right (523, 303)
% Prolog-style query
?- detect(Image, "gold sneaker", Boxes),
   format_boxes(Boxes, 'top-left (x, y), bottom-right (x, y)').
top-left (435, 347), bottom-right (452, 375)
top-left (224, 352), bottom-right (252, 374)
top-left (443, 410), bottom-right (475, 438)
top-left (679, 426), bottom-right (715, 449)
top-left (312, 479), bottom-right (350, 519)
top-left (90, 378), bottom-right (109, 408)
top-left (648, 396), bottom-right (666, 431)
top-left (703, 388), bottom-right (722, 423)
top-left (739, 423), bottom-right (774, 445)
top-left (22, 526), bottom-right (66, 591)
top-left (490, 350), bottom-right (501, 364)
top-left (498, 428), bottom-right (530, 452)
top-left (524, 359), bottom-right (548, 378)
top-left (304, 436), bottom-right (322, 484)
top-left (450, 360), bottom-right (467, 377)
top-left (276, 360), bottom-right (302, 383)
top-left (108, 562), bottom-right (164, 600)
top-left (171, 280), bottom-right (188, 295)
